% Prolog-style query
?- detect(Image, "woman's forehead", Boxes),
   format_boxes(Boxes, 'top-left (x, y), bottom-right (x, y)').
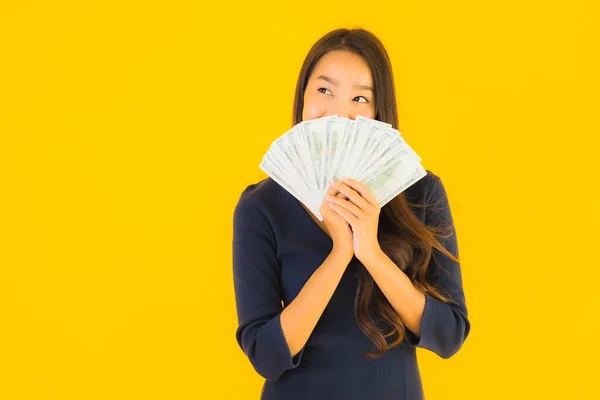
top-left (310, 51), bottom-right (373, 86)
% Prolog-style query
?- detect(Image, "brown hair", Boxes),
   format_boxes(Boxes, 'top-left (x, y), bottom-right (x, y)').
top-left (292, 28), bottom-right (460, 358)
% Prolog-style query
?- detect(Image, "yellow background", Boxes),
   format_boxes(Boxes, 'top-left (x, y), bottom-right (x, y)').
top-left (1, 1), bottom-right (598, 399)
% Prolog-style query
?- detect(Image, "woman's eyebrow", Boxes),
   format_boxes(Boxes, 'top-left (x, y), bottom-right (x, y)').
top-left (316, 74), bottom-right (373, 91)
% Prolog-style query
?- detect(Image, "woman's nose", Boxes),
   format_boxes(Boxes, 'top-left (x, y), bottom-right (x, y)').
top-left (330, 103), bottom-right (353, 119)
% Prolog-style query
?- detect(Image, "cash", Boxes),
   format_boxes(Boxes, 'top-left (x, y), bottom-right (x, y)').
top-left (259, 115), bottom-right (426, 221)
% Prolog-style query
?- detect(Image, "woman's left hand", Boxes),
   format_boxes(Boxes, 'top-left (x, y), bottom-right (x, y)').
top-left (325, 178), bottom-right (383, 264)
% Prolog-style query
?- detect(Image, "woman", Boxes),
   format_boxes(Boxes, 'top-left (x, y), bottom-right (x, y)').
top-left (232, 28), bottom-right (470, 400)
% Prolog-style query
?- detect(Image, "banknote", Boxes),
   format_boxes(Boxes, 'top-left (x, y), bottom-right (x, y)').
top-left (260, 115), bottom-right (426, 221)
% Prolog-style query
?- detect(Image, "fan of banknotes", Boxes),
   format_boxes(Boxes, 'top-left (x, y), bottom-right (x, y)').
top-left (259, 115), bottom-right (426, 221)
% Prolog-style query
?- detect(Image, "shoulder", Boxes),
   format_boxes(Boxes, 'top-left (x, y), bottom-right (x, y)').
top-left (234, 177), bottom-right (286, 222)
top-left (400, 169), bottom-right (452, 225)
top-left (403, 169), bottom-right (443, 203)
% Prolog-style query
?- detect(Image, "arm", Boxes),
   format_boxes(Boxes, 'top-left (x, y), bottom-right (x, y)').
top-left (280, 249), bottom-right (353, 358)
top-left (233, 193), bottom-right (352, 381)
top-left (360, 251), bottom-right (427, 338)
top-left (361, 176), bottom-right (471, 359)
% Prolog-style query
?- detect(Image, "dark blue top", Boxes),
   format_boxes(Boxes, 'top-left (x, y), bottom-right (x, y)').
top-left (232, 170), bottom-right (470, 400)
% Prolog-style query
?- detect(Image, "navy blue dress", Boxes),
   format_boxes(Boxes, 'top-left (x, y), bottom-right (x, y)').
top-left (232, 170), bottom-right (470, 400)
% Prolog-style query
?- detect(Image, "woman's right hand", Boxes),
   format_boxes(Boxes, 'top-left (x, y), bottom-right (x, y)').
top-left (320, 182), bottom-right (354, 259)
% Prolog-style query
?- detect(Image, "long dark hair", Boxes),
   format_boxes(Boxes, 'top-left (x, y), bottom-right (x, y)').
top-left (292, 28), bottom-right (460, 358)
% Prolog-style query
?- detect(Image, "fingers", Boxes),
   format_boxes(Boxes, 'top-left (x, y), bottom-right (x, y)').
top-left (342, 178), bottom-right (377, 205)
top-left (331, 180), bottom-right (371, 211)
top-left (325, 193), bottom-right (363, 218)
top-left (326, 181), bottom-right (348, 200)
top-left (326, 183), bottom-right (338, 197)
top-left (320, 194), bottom-right (349, 226)
top-left (329, 201), bottom-right (358, 226)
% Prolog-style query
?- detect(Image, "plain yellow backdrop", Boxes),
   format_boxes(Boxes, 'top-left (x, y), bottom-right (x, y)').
top-left (1, 1), bottom-right (598, 399)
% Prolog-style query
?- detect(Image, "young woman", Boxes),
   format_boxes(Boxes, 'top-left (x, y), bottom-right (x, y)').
top-left (232, 28), bottom-right (471, 400)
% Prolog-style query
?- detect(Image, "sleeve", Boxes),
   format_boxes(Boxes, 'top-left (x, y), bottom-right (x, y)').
top-left (232, 191), bottom-right (305, 381)
top-left (404, 175), bottom-right (471, 359)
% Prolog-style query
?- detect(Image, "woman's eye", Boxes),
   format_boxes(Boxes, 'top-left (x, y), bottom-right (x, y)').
top-left (317, 88), bottom-right (368, 103)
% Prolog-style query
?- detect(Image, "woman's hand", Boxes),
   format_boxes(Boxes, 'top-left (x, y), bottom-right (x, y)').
top-left (325, 178), bottom-right (383, 264)
top-left (319, 184), bottom-right (354, 259)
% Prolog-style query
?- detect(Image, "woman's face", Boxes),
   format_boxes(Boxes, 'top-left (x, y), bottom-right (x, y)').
top-left (302, 50), bottom-right (376, 121)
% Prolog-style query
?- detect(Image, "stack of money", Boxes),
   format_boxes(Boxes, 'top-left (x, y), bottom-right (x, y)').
top-left (259, 115), bottom-right (426, 221)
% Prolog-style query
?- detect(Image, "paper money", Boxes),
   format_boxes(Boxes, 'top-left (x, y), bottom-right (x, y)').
top-left (259, 115), bottom-right (426, 221)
